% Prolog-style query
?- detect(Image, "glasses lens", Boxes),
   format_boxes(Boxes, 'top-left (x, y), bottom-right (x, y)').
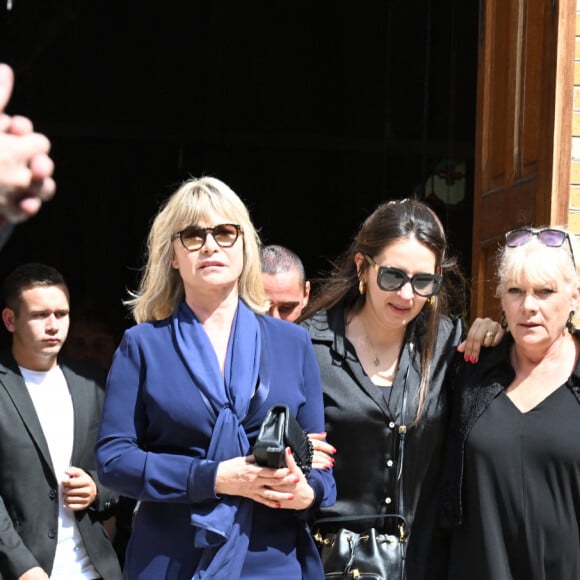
top-left (412, 274), bottom-right (443, 297)
top-left (536, 229), bottom-right (567, 247)
top-left (377, 267), bottom-right (407, 292)
top-left (180, 227), bottom-right (205, 250)
top-left (212, 224), bottom-right (239, 247)
top-left (505, 229), bottom-right (533, 247)
top-left (177, 224), bottom-right (239, 250)
top-left (377, 266), bottom-right (442, 297)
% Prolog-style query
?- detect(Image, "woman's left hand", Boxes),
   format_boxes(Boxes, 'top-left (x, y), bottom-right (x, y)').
top-left (457, 316), bottom-right (504, 363)
top-left (215, 452), bottom-right (314, 510)
top-left (265, 448), bottom-right (315, 511)
top-left (308, 432), bottom-right (335, 470)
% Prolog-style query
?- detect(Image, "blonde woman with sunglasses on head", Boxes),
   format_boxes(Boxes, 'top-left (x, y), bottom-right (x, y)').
top-left (440, 226), bottom-right (580, 580)
top-left (94, 176), bottom-right (335, 580)
top-left (298, 198), bottom-right (503, 580)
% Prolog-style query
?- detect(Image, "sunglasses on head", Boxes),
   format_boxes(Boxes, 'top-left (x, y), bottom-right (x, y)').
top-left (504, 227), bottom-right (575, 267)
top-left (172, 223), bottom-right (241, 252)
top-left (364, 255), bottom-right (443, 298)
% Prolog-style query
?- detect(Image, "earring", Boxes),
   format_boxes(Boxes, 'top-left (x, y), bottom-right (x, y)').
top-left (358, 279), bottom-right (366, 295)
top-left (567, 311), bottom-right (575, 331)
top-left (501, 311), bottom-right (508, 330)
top-left (425, 296), bottom-right (434, 307)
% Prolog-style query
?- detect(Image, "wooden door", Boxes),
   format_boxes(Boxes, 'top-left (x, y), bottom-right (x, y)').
top-left (470, 0), bottom-right (574, 320)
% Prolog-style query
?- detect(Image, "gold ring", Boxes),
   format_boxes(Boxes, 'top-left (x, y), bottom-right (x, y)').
top-left (485, 331), bottom-right (495, 342)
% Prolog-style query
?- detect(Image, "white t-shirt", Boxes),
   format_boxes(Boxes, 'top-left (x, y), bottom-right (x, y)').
top-left (21, 365), bottom-right (100, 579)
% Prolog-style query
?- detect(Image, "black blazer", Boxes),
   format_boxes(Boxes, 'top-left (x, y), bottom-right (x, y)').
top-left (0, 351), bottom-right (122, 580)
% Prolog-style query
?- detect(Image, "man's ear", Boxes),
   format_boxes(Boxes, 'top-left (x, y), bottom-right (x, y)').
top-left (1, 307), bottom-right (15, 333)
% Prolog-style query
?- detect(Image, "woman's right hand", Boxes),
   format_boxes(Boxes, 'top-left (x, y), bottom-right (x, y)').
top-left (215, 454), bottom-right (311, 510)
top-left (307, 432), bottom-right (335, 470)
top-left (457, 316), bottom-right (504, 363)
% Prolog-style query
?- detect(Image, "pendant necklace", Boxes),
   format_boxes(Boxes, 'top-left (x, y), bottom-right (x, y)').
top-left (365, 333), bottom-right (399, 385)
top-left (364, 333), bottom-right (381, 367)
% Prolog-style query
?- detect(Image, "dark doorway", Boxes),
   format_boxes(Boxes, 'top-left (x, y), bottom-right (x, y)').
top-left (0, 1), bottom-right (478, 329)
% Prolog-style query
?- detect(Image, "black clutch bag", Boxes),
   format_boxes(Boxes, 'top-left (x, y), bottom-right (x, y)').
top-left (252, 405), bottom-right (313, 474)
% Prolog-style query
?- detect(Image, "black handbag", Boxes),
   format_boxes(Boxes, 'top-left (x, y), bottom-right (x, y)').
top-left (311, 364), bottom-right (412, 579)
top-left (312, 513), bottom-right (408, 580)
top-left (252, 405), bottom-right (314, 474)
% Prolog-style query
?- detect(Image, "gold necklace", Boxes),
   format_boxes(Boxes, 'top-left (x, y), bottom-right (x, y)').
top-left (364, 334), bottom-right (381, 367)
top-left (364, 334), bottom-right (400, 384)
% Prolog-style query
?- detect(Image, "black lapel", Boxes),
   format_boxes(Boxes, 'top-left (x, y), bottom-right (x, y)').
top-left (0, 355), bottom-right (56, 478)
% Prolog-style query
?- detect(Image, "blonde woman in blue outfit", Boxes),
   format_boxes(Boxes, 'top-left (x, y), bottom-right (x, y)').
top-left (95, 176), bottom-right (335, 579)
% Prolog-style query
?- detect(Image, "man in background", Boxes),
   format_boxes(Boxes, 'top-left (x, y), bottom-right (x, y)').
top-left (260, 244), bottom-right (310, 322)
top-left (62, 300), bottom-right (120, 372)
top-left (0, 263), bottom-right (121, 579)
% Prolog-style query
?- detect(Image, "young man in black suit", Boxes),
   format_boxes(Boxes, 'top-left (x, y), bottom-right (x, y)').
top-left (0, 263), bottom-right (122, 579)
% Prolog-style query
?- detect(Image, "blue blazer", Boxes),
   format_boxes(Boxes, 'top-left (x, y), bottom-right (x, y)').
top-left (96, 311), bottom-right (336, 579)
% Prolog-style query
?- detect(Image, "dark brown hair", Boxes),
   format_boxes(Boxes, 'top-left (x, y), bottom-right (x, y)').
top-left (299, 198), bottom-right (467, 422)
top-left (3, 262), bottom-right (68, 314)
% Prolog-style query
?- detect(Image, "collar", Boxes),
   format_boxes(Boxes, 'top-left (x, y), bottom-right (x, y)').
top-left (302, 304), bottom-right (349, 360)
top-left (471, 329), bottom-right (580, 403)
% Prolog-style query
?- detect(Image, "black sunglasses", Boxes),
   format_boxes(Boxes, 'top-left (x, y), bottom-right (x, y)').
top-left (172, 223), bottom-right (241, 251)
top-left (505, 227), bottom-right (575, 267)
top-left (364, 254), bottom-right (443, 297)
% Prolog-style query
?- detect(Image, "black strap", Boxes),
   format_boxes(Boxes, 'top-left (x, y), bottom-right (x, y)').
top-left (396, 350), bottom-right (411, 515)
top-left (312, 513), bottom-right (406, 528)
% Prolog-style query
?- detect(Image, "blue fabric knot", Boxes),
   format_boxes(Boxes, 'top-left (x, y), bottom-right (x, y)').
top-left (171, 300), bottom-right (263, 578)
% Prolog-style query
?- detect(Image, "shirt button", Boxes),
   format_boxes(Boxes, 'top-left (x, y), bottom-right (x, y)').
top-left (388, 421), bottom-right (395, 429)
top-left (385, 497), bottom-right (392, 504)
top-left (386, 459), bottom-right (394, 467)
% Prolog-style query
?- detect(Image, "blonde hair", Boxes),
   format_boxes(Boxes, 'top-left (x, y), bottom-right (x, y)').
top-left (495, 228), bottom-right (580, 298)
top-left (127, 176), bottom-right (268, 323)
